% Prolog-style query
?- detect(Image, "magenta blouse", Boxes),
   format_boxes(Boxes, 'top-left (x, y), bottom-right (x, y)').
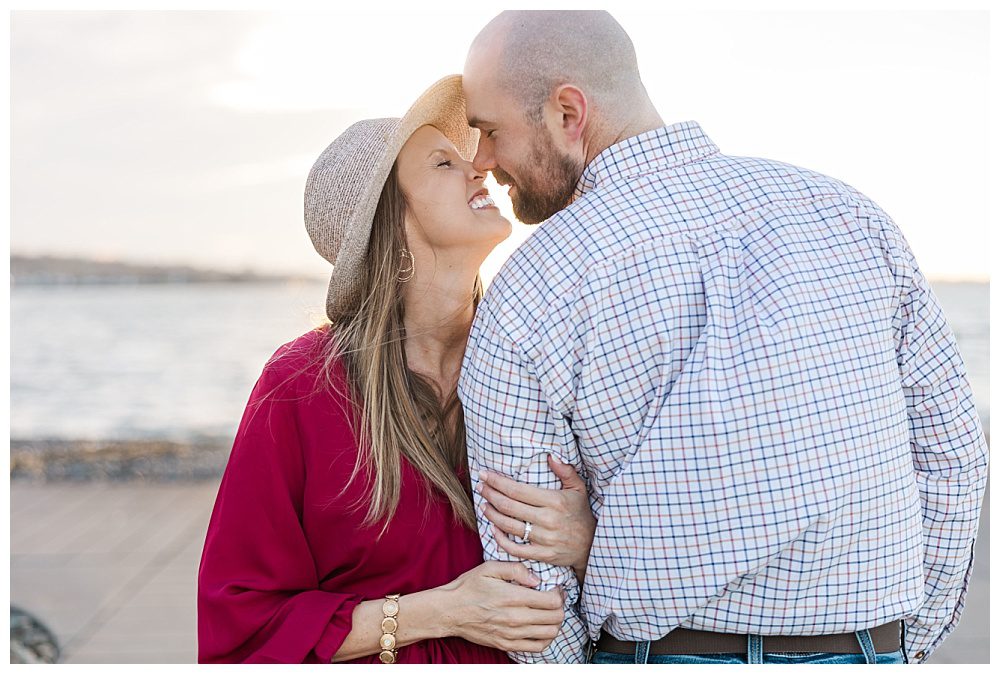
top-left (197, 327), bottom-right (511, 664)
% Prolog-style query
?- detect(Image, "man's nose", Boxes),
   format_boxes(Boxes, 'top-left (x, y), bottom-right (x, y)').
top-left (472, 139), bottom-right (494, 173)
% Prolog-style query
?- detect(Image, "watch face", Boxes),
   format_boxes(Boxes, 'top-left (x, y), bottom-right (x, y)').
top-left (382, 599), bottom-right (399, 617)
top-left (379, 650), bottom-right (396, 664)
top-left (381, 616), bottom-right (398, 633)
top-left (380, 633), bottom-right (397, 650)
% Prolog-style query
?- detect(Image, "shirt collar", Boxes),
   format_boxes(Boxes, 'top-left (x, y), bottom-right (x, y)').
top-left (572, 121), bottom-right (720, 201)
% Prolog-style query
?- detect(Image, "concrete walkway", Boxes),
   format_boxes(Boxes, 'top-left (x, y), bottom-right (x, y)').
top-left (11, 482), bottom-right (218, 663)
top-left (10, 480), bottom-right (990, 664)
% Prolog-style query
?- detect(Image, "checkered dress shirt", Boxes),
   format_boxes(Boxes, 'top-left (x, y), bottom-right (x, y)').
top-left (458, 122), bottom-right (988, 664)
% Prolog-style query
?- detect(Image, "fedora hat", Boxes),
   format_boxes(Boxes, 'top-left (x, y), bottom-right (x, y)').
top-left (304, 75), bottom-right (479, 323)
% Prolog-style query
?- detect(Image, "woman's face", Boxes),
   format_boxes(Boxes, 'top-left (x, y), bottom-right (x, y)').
top-left (396, 125), bottom-right (511, 258)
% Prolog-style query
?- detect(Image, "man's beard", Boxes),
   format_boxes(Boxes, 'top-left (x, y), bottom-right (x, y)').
top-left (494, 132), bottom-right (582, 225)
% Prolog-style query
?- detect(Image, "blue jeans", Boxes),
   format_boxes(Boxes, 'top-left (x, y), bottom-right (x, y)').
top-left (590, 629), bottom-right (907, 664)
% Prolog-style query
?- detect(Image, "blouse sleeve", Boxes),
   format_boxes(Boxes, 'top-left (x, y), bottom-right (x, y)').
top-left (197, 351), bottom-right (363, 663)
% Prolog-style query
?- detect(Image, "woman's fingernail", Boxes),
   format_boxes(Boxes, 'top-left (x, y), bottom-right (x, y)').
top-left (529, 575), bottom-right (541, 584)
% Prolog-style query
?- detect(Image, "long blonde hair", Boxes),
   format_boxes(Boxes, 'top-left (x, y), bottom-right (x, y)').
top-left (317, 162), bottom-right (483, 534)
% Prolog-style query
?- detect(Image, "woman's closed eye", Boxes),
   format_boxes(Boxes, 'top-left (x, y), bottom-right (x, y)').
top-left (436, 159), bottom-right (453, 168)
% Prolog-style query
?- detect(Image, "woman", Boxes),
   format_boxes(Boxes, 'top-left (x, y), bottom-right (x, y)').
top-left (197, 76), bottom-right (597, 664)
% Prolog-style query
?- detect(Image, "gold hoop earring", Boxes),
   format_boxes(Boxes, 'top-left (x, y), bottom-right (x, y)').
top-left (398, 249), bottom-right (415, 282)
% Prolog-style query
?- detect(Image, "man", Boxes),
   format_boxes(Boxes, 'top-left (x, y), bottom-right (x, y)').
top-left (457, 9), bottom-right (988, 665)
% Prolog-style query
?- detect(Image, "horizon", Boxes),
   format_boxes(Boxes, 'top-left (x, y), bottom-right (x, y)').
top-left (8, 250), bottom-right (990, 285)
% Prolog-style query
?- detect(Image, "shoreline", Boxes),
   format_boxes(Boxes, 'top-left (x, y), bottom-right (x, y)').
top-left (10, 438), bottom-right (232, 482)
top-left (11, 429), bottom-right (990, 483)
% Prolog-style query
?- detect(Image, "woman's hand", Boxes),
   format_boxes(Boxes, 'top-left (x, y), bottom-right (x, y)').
top-left (477, 455), bottom-right (596, 583)
top-left (440, 561), bottom-right (566, 653)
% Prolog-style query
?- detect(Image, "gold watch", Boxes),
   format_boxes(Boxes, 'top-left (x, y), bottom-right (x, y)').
top-left (378, 593), bottom-right (400, 664)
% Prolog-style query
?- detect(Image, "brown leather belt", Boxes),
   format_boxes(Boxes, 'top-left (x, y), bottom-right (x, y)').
top-left (597, 620), bottom-right (902, 656)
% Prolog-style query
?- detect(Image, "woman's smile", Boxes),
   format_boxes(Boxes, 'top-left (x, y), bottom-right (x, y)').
top-left (468, 189), bottom-right (498, 211)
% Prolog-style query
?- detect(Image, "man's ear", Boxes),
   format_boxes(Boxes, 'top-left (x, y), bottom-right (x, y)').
top-left (553, 84), bottom-right (588, 144)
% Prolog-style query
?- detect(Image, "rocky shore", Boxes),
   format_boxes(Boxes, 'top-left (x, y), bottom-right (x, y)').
top-left (11, 431), bottom-right (988, 483)
top-left (10, 438), bottom-right (233, 482)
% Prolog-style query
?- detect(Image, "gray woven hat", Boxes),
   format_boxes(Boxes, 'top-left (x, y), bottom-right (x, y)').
top-left (304, 75), bottom-right (479, 323)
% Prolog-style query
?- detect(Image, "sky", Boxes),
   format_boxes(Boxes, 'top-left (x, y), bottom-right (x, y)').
top-left (9, 9), bottom-right (991, 283)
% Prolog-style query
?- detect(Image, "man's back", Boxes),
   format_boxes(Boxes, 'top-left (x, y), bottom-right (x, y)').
top-left (460, 122), bottom-right (987, 663)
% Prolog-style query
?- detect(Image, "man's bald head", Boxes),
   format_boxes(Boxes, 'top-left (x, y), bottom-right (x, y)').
top-left (466, 10), bottom-right (646, 125)
top-left (463, 11), bottom-right (662, 223)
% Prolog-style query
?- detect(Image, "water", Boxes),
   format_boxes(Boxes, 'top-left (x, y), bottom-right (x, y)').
top-left (9, 280), bottom-right (990, 442)
top-left (10, 281), bottom-right (331, 442)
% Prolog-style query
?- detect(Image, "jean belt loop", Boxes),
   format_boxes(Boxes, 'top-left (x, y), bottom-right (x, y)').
top-left (634, 639), bottom-right (651, 664)
top-left (746, 634), bottom-right (764, 664)
top-left (855, 628), bottom-right (877, 664)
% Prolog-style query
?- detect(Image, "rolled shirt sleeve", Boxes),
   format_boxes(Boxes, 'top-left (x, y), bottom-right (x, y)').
top-left (885, 219), bottom-right (989, 662)
top-left (459, 301), bottom-right (590, 664)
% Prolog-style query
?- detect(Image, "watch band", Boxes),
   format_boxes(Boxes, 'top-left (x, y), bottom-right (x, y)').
top-left (379, 593), bottom-right (400, 664)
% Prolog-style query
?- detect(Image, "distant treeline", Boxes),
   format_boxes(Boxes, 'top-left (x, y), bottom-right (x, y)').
top-left (10, 254), bottom-right (314, 286)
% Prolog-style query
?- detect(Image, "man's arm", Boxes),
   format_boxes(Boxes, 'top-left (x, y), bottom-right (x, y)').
top-left (887, 222), bottom-right (989, 663)
top-left (459, 301), bottom-right (590, 664)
